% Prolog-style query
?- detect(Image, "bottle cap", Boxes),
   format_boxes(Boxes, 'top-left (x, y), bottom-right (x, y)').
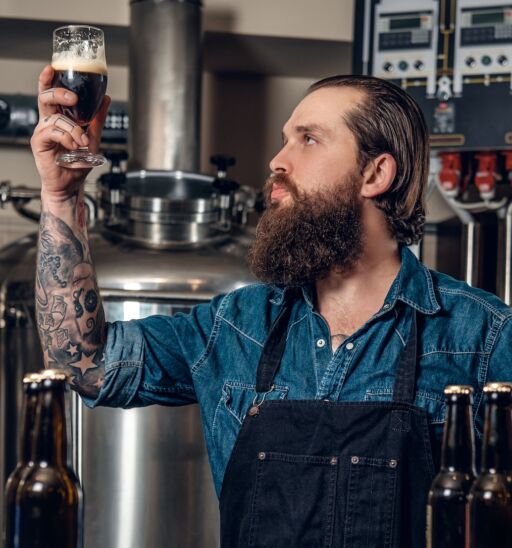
top-left (483, 382), bottom-right (512, 393)
top-left (444, 385), bottom-right (474, 395)
top-left (40, 369), bottom-right (69, 382)
top-left (22, 372), bottom-right (42, 384)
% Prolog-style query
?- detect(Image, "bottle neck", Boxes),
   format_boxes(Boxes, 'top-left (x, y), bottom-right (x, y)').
top-left (33, 381), bottom-right (67, 466)
top-left (481, 394), bottom-right (510, 474)
top-left (441, 396), bottom-right (476, 474)
top-left (19, 386), bottom-right (40, 463)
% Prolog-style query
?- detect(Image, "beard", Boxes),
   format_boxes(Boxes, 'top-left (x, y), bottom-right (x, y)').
top-left (247, 171), bottom-right (365, 286)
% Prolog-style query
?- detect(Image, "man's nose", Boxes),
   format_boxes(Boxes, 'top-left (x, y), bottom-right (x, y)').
top-left (269, 146), bottom-right (292, 174)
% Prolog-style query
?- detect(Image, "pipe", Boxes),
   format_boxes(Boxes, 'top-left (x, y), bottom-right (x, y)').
top-left (129, 0), bottom-right (202, 171)
top-left (504, 202), bottom-right (512, 305)
top-left (1, 182), bottom-right (97, 228)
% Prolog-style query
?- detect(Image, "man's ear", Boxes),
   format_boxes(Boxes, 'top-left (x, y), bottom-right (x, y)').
top-left (360, 153), bottom-right (397, 199)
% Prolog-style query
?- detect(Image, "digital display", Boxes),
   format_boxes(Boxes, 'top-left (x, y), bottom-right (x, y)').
top-left (472, 11), bottom-right (504, 25)
top-left (389, 17), bottom-right (422, 30)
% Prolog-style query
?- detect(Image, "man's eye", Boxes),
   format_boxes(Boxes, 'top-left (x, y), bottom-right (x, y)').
top-left (305, 135), bottom-right (316, 145)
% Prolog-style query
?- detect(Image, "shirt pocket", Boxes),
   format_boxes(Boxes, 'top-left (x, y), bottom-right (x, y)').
top-left (364, 387), bottom-right (446, 424)
top-left (212, 381), bottom-right (289, 456)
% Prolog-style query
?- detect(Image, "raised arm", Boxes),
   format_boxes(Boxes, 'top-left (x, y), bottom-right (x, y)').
top-left (32, 65), bottom-right (110, 398)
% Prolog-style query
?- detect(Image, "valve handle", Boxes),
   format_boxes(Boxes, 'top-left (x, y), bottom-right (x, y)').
top-left (210, 154), bottom-right (236, 174)
top-left (105, 150), bottom-right (129, 170)
top-left (99, 150), bottom-right (128, 189)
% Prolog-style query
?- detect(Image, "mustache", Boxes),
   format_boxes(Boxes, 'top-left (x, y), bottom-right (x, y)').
top-left (263, 173), bottom-right (301, 204)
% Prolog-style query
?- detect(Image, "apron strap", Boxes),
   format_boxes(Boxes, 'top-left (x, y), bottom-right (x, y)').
top-left (392, 309), bottom-right (418, 404)
top-left (255, 290), bottom-right (297, 393)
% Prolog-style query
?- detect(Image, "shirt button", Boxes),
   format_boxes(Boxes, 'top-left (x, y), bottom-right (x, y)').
top-left (316, 338), bottom-right (326, 348)
top-left (346, 342), bottom-right (354, 350)
top-left (383, 303), bottom-right (390, 310)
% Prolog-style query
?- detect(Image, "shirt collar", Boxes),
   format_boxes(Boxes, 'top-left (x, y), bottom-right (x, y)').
top-left (269, 246), bottom-right (441, 315)
top-left (390, 246), bottom-right (441, 315)
top-left (269, 285), bottom-right (313, 307)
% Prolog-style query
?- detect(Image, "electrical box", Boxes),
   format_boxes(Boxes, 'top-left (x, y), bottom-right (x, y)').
top-left (353, 0), bottom-right (512, 150)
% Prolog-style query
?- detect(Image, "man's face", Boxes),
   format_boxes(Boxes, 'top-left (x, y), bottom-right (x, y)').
top-left (268, 86), bottom-right (364, 204)
top-left (248, 87), bottom-right (367, 286)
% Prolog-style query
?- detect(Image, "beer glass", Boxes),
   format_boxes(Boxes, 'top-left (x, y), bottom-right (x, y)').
top-left (51, 25), bottom-right (108, 168)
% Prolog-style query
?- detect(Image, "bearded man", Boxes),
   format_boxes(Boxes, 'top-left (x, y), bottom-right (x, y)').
top-left (32, 69), bottom-right (512, 547)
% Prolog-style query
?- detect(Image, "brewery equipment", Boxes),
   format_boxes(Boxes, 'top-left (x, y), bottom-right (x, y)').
top-left (353, 0), bottom-right (512, 301)
top-left (0, 0), bottom-right (260, 547)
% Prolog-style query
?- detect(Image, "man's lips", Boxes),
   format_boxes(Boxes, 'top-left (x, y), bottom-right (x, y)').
top-left (270, 185), bottom-right (290, 200)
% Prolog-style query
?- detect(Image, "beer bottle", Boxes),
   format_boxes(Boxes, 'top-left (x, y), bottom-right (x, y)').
top-left (426, 385), bottom-right (475, 548)
top-left (3, 373), bottom-right (42, 548)
top-left (468, 382), bottom-right (512, 548)
top-left (15, 369), bottom-right (83, 548)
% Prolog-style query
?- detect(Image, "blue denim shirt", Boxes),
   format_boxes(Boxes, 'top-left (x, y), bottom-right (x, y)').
top-left (84, 246), bottom-right (512, 496)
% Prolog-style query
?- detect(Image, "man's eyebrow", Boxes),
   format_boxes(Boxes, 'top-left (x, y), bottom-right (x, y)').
top-left (281, 124), bottom-right (333, 142)
top-left (295, 124), bottom-right (330, 135)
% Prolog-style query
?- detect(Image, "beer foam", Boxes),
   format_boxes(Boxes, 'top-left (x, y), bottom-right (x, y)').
top-left (51, 50), bottom-right (107, 75)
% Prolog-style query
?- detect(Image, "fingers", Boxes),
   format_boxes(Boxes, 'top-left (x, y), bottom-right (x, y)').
top-left (31, 113), bottom-right (87, 154)
top-left (87, 95), bottom-right (111, 153)
top-left (38, 65), bottom-right (54, 94)
top-left (38, 89), bottom-right (78, 119)
top-left (40, 114), bottom-right (87, 145)
top-left (32, 125), bottom-right (80, 154)
top-left (38, 65), bottom-right (78, 118)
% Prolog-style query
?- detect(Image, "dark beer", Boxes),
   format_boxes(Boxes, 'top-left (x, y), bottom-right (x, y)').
top-left (15, 369), bottom-right (83, 548)
top-left (3, 373), bottom-right (41, 548)
top-left (468, 382), bottom-right (512, 548)
top-left (426, 385), bottom-right (475, 548)
top-left (51, 64), bottom-right (107, 127)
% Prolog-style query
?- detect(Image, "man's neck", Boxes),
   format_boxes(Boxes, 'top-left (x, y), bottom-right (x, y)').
top-left (314, 241), bottom-right (401, 344)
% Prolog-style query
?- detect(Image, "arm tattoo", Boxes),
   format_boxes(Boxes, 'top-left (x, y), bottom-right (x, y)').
top-left (36, 192), bottom-right (106, 398)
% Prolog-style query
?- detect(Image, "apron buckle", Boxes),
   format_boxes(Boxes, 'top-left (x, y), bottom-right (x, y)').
top-left (248, 384), bottom-right (275, 416)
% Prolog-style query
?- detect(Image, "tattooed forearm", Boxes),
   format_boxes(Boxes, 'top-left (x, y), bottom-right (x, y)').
top-left (36, 190), bottom-right (106, 398)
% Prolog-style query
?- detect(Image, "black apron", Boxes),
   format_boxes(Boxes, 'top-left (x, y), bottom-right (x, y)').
top-left (220, 297), bottom-right (436, 548)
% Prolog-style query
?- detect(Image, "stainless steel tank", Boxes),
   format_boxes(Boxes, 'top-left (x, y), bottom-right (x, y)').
top-left (0, 0), bottom-right (262, 548)
top-left (1, 0), bottom-right (259, 546)
top-left (0, 219), bottom-right (255, 547)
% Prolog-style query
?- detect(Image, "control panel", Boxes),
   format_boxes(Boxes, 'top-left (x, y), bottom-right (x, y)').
top-left (0, 94), bottom-right (128, 145)
top-left (454, 2), bottom-right (512, 93)
top-left (373, 2), bottom-right (439, 95)
top-left (354, 0), bottom-right (512, 150)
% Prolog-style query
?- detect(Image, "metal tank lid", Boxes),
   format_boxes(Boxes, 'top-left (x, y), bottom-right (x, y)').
top-left (121, 170), bottom-right (219, 214)
top-left (102, 170), bottom-right (245, 250)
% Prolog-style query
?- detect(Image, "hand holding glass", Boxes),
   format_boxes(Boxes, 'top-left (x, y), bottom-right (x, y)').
top-left (51, 25), bottom-right (108, 168)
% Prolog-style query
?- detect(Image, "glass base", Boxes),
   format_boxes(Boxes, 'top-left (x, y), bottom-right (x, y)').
top-left (56, 149), bottom-right (106, 169)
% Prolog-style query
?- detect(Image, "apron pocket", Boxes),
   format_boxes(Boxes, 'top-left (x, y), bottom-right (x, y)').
top-left (248, 451), bottom-right (338, 548)
top-left (343, 455), bottom-right (398, 548)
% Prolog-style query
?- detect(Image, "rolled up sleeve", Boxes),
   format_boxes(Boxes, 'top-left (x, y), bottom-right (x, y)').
top-left (82, 294), bottom-right (225, 409)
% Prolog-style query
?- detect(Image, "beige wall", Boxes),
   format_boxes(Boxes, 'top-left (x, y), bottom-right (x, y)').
top-left (0, 0), bottom-right (354, 41)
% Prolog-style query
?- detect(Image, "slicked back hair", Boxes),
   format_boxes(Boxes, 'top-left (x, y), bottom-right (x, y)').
top-left (307, 75), bottom-right (429, 245)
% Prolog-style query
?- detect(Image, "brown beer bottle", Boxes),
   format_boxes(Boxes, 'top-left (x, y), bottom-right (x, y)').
top-left (3, 373), bottom-right (42, 548)
top-left (426, 385), bottom-right (475, 548)
top-left (468, 382), bottom-right (512, 548)
top-left (15, 369), bottom-right (83, 548)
